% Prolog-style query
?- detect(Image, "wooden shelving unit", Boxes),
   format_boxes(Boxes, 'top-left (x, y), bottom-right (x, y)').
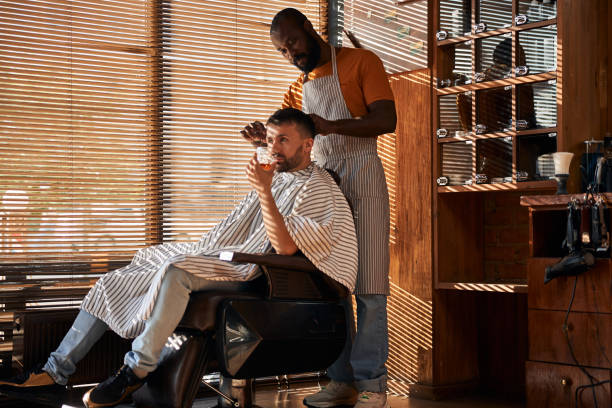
top-left (426, 0), bottom-right (611, 402)
top-left (433, 0), bottom-right (561, 292)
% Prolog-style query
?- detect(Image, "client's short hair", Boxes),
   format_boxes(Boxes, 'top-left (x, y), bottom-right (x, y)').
top-left (267, 108), bottom-right (316, 139)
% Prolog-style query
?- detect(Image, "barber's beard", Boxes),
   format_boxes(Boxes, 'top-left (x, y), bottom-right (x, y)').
top-left (294, 35), bottom-right (321, 74)
top-left (276, 146), bottom-right (305, 172)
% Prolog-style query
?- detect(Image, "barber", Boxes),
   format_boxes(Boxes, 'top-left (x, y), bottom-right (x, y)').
top-left (241, 8), bottom-right (396, 408)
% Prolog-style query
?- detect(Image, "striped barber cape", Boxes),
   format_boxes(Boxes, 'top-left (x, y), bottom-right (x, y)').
top-left (80, 163), bottom-right (358, 338)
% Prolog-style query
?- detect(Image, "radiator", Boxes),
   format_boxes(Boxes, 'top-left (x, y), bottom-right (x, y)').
top-left (13, 310), bottom-right (131, 385)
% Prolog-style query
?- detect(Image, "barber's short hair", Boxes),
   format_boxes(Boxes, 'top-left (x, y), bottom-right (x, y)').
top-left (270, 8), bottom-right (308, 34)
top-left (266, 108), bottom-right (316, 139)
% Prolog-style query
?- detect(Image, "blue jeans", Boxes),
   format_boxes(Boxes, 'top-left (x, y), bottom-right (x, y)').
top-left (44, 309), bottom-right (108, 385)
top-left (43, 265), bottom-right (251, 385)
top-left (327, 294), bottom-right (388, 393)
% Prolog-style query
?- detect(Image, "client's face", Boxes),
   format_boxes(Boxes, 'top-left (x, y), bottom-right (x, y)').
top-left (265, 123), bottom-right (313, 172)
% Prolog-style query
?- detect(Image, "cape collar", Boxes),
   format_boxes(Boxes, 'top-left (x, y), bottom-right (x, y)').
top-left (277, 162), bottom-right (316, 181)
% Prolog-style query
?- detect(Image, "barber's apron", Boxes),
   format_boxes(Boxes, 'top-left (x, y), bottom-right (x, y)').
top-left (302, 46), bottom-right (390, 295)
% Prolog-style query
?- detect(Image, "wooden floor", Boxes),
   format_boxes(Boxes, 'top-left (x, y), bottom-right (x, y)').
top-left (194, 383), bottom-right (524, 408)
top-left (1, 381), bottom-right (524, 408)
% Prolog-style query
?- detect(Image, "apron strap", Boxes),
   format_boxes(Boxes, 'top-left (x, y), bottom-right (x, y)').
top-left (330, 45), bottom-right (338, 78)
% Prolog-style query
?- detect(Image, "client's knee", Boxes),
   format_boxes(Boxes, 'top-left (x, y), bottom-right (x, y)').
top-left (162, 265), bottom-right (193, 292)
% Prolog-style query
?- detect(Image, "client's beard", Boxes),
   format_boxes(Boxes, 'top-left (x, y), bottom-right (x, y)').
top-left (275, 146), bottom-right (304, 172)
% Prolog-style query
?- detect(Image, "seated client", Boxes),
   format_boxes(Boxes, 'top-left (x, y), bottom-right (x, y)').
top-left (0, 108), bottom-right (358, 408)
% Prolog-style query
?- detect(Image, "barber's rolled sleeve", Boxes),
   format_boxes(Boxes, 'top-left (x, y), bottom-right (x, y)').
top-left (282, 80), bottom-right (303, 110)
top-left (360, 50), bottom-right (394, 106)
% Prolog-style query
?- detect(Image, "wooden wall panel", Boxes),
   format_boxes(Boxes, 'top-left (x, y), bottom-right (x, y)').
top-left (385, 69), bottom-right (434, 392)
top-left (607, 1), bottom-right (611, 136)
top-left (388, 69), bottom-right (433, 301)
top-left (600, 1), bottom-right (610, 135)
top-left (558, 0), bottom-right (610, 192)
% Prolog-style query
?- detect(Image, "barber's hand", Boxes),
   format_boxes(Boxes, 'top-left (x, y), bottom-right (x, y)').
top-left (246, 153), bottom-right (275, 194)
top-left (241, 121), bottom-right (267, 147)
top-left (309, 113), bottom-right (335, 136)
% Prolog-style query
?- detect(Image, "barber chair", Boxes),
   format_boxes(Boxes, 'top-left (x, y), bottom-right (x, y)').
top-left (132, 251), bottom-right (350, 408)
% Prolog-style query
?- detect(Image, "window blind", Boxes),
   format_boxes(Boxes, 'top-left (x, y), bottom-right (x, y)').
top-left (0, 0), bottom-right (159, 314)
top-left (0, 0), bottom-right (325, 370)
top-left (340, 0), bottom-right (427, 73)
top-left (160, 0), bottom-right (323, 241)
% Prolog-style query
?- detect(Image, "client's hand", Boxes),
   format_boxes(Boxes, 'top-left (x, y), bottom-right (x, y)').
top-left (246, 153), bottom-right (275, 194)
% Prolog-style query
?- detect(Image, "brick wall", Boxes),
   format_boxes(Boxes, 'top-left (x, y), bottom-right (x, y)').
top-left (483, 192), bottom-right (530, 282)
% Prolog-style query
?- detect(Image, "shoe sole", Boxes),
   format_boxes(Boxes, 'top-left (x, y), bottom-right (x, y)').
top-left (303, 398), bottom-right (358, 408)
top-left (0, 383), bottom-right (57, 390)
top-left (82, 383), bottom-right (142, 408)
top-left (0, 372), bottom-right (55, 388)
top-left (354, 400), bottom-right (391, 408)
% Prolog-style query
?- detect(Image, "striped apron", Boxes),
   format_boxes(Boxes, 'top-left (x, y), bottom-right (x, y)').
top-left (302, 46), bottom-right (390, 295)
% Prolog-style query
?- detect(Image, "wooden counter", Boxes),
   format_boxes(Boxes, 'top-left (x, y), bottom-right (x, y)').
top-left (521, 193), bottom-right (612, 210)
top-left (521, 194), bottom-right (612, 407)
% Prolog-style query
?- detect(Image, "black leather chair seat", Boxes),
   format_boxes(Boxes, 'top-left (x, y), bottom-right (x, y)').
top-left (178, 275), bottom-right (267, 332)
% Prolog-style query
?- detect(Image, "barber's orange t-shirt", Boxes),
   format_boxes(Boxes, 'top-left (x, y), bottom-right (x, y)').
top-left (281, 47), bottom-right (394, 118)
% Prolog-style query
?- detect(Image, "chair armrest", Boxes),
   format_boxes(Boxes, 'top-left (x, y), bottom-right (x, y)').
top-left (219, 251), bottom-right (318, 272)
top-left (219, 251), bottom-right (348, 300)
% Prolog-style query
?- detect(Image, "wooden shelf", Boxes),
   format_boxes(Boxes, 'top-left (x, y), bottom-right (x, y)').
top-left (509, 18), bottom-right (557, 32)
top-left (516, 127), bottom-right (558, 136)
top-left (437, 127), bottom-right (557, 143)
top-left (437, 281), bottom-right (528, 293)
top-left (437, 131), bottom-right (512, 143)
top-left (438, 180), bottom-right (557, 193)
top-left (436, 34), bottom-right (474, 47)
top-left (436, 72), bottom-right (557, 95)
top-left (436, 18), bottom-right (557, 47)
top-left (437, 134), bottom-right (474, 143)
